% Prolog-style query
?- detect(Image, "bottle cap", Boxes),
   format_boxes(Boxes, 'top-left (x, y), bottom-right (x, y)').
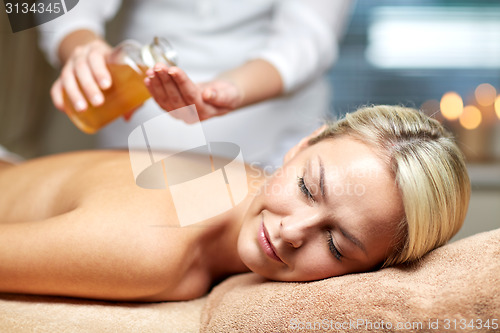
top-left (141, 37), bottom-right (178, 68)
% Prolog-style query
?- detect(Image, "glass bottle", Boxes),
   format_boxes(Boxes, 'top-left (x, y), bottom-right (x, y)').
top-left (63, 37), bottom-right (178, 134)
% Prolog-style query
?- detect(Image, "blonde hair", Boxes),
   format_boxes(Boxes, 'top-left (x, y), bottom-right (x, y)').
top-left (310, 105), bottom-right (471, 267)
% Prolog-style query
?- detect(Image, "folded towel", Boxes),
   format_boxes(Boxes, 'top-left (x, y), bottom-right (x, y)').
top-left (201, 228), bottom-right (500, 332)
top-left (0, 294), bottom-right (207, 333)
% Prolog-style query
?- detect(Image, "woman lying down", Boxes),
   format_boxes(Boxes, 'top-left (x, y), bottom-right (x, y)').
top-left (0, 105), bottom-right (470, 302)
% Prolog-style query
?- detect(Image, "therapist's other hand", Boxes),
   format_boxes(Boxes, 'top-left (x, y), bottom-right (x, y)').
top-left (145, 63), bottom-right (243, 122)
top-left (51, 39), bottom-right (113, 113)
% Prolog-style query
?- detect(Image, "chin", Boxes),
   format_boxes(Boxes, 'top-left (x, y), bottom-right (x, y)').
top-left (236, 233), bottom-right (260, 271)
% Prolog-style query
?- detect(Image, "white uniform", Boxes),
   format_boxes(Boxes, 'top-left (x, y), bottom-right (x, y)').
top-left (38, 0), bottom-right (352, 168)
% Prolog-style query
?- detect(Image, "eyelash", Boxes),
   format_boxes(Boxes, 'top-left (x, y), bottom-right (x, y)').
top-left (298, 176), bottom-right (342, 261)
top-left (297, 176), bottom-right (314, 202)
top-left (327, 232), bottom-right (343, 261)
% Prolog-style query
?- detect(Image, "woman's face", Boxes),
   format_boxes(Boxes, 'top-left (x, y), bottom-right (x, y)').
top-left (238, 136), bottom-right (404, 282)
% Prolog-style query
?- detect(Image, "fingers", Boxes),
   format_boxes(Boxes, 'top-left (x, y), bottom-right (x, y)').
top-left (145, 65), bottom-right (203, 111)
top-left (168, 71), bottom-right (237, 120)
top-left (144, 66), bottom-right (235, 122)
top-left (60, 58), bottom-right (88, 112)
top-left (203, 87), bottom-right (236, 108)
top-left (145, 64), bottom-right (186, 111)
top-left (74, 52), bottom-right (104, 107)
top-left (155, 64), bottom-right (184, 110)
top-left (201, 80), bottom-right (242, 109)
top-left (167, 67), bottom-right (200, 106)
top-left (54, 40), bottom-right (112, 112)
top-left (88, 47), bottom-right (112, 90)
top-left (145, 70), bottom-right (167, 107)
top-left (50, 79), bottom-right (65, 111)
top-left (202, 88), bottom-right (217, 103)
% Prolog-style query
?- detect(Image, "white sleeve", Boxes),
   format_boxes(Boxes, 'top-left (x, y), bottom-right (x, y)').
top-left (249, 0), bottom-right (353, 93)
top-left (37, 0), bottom-right (122, 66)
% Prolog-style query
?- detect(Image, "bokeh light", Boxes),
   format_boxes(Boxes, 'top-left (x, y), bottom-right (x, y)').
top-left (475, 83), bottom-right (497, 107)
top-left (459, 105), bottom-right (482, 130)
top-left (440, 92), bottom-right (463, 120)
top-left (495, 95), bottom-right (500, 119)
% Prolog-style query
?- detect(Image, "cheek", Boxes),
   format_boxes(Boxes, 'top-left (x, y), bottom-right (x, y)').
top-left (237, 222), bottom-right (282, 279)
top-left (236, 226), bottom-right (252, 263)
top-left (237, 219), bottom-right (261, 268)
top-left (288, 261), bottom-right (339, 282)
top-left (258, 176), bottom-right (299, 213)
top-left (285, 245), bottom-right (341, 281)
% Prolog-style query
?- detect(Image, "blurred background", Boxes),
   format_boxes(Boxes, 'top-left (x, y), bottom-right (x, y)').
top-left (0, 0), bottom-right (499, 240)
top-left (326, 0), bottom-right (500, 241)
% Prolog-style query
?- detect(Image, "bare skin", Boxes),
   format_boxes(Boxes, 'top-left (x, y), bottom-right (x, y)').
top-left (52, 29), bottom-right (283, 121)
top-left (0, 151), bottom-right (262, 302)
top-left (0, 135), bottom-right (404, 302)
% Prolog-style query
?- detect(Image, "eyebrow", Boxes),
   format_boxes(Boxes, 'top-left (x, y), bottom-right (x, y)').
top-left (317, 155), bottom-right (367, 255)
top-left (340, 227), bottom-right (367, 254)
top-left (318, 155), bottom-right (326, 199)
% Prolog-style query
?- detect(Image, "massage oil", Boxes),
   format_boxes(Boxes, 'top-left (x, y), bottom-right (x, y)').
top-left (63, 37), bottom-right (177, 134)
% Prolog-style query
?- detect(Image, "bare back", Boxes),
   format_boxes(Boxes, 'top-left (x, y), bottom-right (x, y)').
top-left (0, 151), bottom-right (261, 301)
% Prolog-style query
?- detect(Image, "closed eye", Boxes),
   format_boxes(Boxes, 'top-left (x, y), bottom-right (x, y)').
top-left (297, 176), bottom-right (314, 202)
top-left (327, 231), bottom-right (343, 261)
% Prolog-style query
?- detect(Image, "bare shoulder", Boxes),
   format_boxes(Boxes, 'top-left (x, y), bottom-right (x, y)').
top-left (141, 255), bottom-right (214, 301)
top-left (0, 149), bottom-right (257, 301)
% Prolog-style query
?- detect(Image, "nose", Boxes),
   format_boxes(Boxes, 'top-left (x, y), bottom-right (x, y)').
top-left (279, 212), bottom-right (320, 248)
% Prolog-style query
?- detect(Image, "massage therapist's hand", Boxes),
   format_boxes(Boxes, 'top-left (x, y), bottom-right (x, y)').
top-left (50, 38), bottom-right (113, 113)
top-left (145, 63), bottom-right (243, 122)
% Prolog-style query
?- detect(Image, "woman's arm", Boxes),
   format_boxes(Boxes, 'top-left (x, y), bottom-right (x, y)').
top-left (206, 59), bottom-right (284, 109)
top-left (144, 59), bottom-right (283, 121)
top-left (37, 0), bottom-right (121, 66)
top-left (145, 0), bottom-right (353, 121)
top-left (57, 29), bottom-right (105, 65)
top-left (37, 0), bottom-right (121, 112)
top-left (0, 206), bottom-right (205, 301)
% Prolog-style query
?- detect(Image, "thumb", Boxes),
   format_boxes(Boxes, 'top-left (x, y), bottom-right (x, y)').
top-left (202, 88), bottom-right (218, 103)
top-left (202, 84), bottom-right (240, 109)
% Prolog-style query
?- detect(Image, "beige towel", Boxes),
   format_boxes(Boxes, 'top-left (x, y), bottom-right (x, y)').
top-left (0, 294), bottom-right (206, 333)
top-left (201, 228), bottom-right (500, 332)
top-left (1, 229), bottom-right (498, 332)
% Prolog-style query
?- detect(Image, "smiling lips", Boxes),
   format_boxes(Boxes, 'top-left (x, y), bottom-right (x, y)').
top-left (258, 220), bottom-right (283, 263)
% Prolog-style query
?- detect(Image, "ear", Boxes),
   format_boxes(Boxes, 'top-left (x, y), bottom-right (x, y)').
top-left (283, 125), bottom-right (327, 164)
